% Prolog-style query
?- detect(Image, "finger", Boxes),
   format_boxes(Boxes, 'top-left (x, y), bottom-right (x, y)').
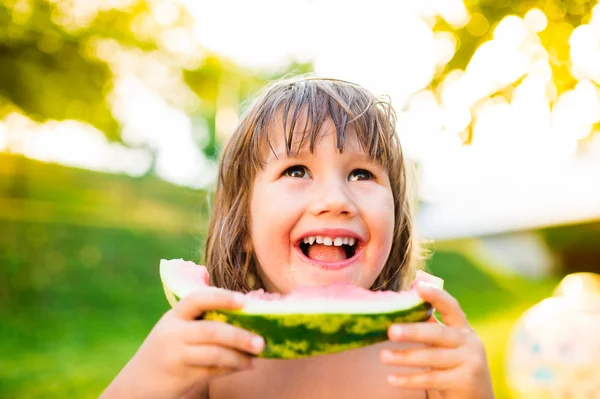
top-left (174, 288), bottom-right (245, 320)
top-left (183, 344), bottom-right (255, 370)
top-left (427, 314), bottom-right (443, 324)
top-left (183, 321), bottom-right (265, 355)
top-left (380, 347), bottom-right (461, 369)
top-left (388, 323), bottom-right (467, 347)
top-left (387, 369), bottom-right (458, 390)
top-left (416, 283), bottom-right (469, 328)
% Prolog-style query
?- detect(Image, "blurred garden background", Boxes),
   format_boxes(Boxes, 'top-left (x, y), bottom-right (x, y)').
top-left (1, 0), bottom-right (600, 397)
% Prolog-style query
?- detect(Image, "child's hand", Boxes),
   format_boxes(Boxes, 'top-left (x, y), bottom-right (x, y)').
top-left (381, 283), bottom-right (495, 399)
top-left (100, 289), bottom-right (265, 399)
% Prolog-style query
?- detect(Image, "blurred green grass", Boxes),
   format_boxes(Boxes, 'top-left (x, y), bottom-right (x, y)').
top-left (0, 154), bottom-right (587, 398)
top-left (0, 221), bottom-right (202, 399)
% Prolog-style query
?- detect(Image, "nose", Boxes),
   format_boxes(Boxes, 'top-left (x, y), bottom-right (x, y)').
top-left (308, 176), bottom-right (358, 217)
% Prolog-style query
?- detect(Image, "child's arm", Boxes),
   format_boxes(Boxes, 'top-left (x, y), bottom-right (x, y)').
top-left (99, 289), bottom-right (264, 399)
top-left (380, 283), bottom-right (495, 399)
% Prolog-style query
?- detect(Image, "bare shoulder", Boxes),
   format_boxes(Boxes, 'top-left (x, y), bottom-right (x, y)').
top-left (209, 341), bottom-right (427, 399)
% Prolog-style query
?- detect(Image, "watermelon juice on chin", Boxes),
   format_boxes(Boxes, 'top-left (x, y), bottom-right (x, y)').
top-left (160, 258), bottom-right (444, 359)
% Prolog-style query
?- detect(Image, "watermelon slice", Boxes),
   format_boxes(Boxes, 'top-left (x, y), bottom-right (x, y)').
top-left (160, 259), bottom-right (444, 359)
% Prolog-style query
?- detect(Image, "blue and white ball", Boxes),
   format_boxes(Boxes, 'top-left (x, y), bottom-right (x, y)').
top-left (506, 273), bottom-right (600, 398)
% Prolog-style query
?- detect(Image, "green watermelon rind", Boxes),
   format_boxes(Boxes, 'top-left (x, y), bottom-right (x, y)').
top-left (204, 302), bottom-right (433, 359)
top-left (160, 259), bottom-right (443, 359)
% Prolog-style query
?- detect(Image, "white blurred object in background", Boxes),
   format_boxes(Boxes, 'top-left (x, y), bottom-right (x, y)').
top-left (506, 273), bottom-right (600, 398)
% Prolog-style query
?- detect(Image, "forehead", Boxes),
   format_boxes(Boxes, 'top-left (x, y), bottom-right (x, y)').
top-left (261, 109), bottom-right (366, 161)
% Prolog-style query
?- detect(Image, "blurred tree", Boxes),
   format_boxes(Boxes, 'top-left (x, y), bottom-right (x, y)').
top-left (184, 57), bottom-right (313, 158)
top-left (431, 0), bottom-right (598, 144)
top-left (0, 0), bottom-right (193, 198)
top-left (0, 0), bottom-right (314, 178)
top-left (0, 0), bottom-right (175, 141)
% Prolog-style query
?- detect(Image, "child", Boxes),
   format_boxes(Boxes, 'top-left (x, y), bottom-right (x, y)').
top-left (100, 77), bottom-right (495, 399)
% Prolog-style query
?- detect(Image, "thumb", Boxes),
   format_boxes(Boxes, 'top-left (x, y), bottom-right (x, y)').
top-left (174, 287), bottom-right (245, 320)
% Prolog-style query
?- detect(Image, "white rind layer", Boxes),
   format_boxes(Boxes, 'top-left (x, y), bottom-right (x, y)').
top-left (160, 258), bottom-right (443, 315)
top-left (239, 294), bottom-right (425, 315)
top-left (159, 259), bottom-right (204, 298)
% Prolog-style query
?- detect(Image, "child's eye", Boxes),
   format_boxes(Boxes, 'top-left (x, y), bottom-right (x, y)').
top-left (283, 165), bottom-right (310, 179)
top-left (349, 168), bottom-right (373, 181)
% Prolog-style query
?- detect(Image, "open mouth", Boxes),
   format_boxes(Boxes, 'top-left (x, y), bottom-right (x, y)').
top-left (298, 235), bottom-right (359, 261)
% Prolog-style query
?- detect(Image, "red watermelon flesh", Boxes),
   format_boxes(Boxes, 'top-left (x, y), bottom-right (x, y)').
top-left (160, 259), bottom-right (441, 303)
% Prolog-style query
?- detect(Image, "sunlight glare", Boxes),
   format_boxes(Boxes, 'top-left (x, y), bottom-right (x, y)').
top-left (524, 8), bottom-right (548, 33)
top-left (152, 1), bottom-right (181, 27)
top-left (434, 31), bottom-right (458, 66)
top-left (4, 114), bottom-right (152, 176)
top-left (441, 105), bottom-right (471, 135)
top-left (431, 0), bottom-right (469, 28)
top-left (494, 16), bottom-right (529, 46)
top-left (396, 90), bottom-right (444, 161)
top-left (0, 121), bottom-right (6, 151)
top-left (570, 24), bottom-right (600, 83)
top-left (552, 81), bottom-right (600, 142)
top-left (111, 75), bottom-right (215, 188)
top-left (4, 0), bottom-right (600, 214)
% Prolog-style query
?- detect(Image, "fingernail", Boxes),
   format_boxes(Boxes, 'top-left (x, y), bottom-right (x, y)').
top-left (252, 336), bottom-right (265, 352)
top-left (381, 350), bottom-right (393, 361)
top-left (388, 375), bottom-right (405, 385)
top-left (418, 281), bottom-right (432, 291)
top-left (234, 293), bottom-right (246, 305)
top-left (390, 325), bottom-right (403, 337)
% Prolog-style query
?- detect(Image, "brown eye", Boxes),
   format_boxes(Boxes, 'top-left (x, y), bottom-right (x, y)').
top-left (283, 165), bottom-right (310, 179)
top-left (349, 169), bottom-right (373, 181)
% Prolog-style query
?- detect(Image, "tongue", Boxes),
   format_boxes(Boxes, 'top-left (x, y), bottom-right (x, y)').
top-left (307, 244), bottom-right (346, 262)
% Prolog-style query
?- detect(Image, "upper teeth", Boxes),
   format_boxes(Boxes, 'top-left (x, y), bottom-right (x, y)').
top-left (302, 236), bottom-right (356, 246)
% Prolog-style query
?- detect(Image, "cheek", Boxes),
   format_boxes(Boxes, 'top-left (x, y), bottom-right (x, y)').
top-left (249, 181), bottom-right (306, 252)
top-left (255, 181), bottom-right (308, 219)
top-left (354, 186), bottom-right (394, 269)
top-left (359, 186), bottom-right (395, 234)
top-left (250, 187), bottom-right (277, 279)
top-left (250, 195), bottom-right (273, 255)
top-left (379, 203), bottom-right (396, 273)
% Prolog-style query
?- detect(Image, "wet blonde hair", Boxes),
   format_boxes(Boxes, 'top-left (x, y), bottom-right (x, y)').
top-left (204, 76), bottom-right (423, 292)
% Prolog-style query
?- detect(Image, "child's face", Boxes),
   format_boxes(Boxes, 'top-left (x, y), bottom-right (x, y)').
top-left (249, 119), bottom-right (395, 293)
